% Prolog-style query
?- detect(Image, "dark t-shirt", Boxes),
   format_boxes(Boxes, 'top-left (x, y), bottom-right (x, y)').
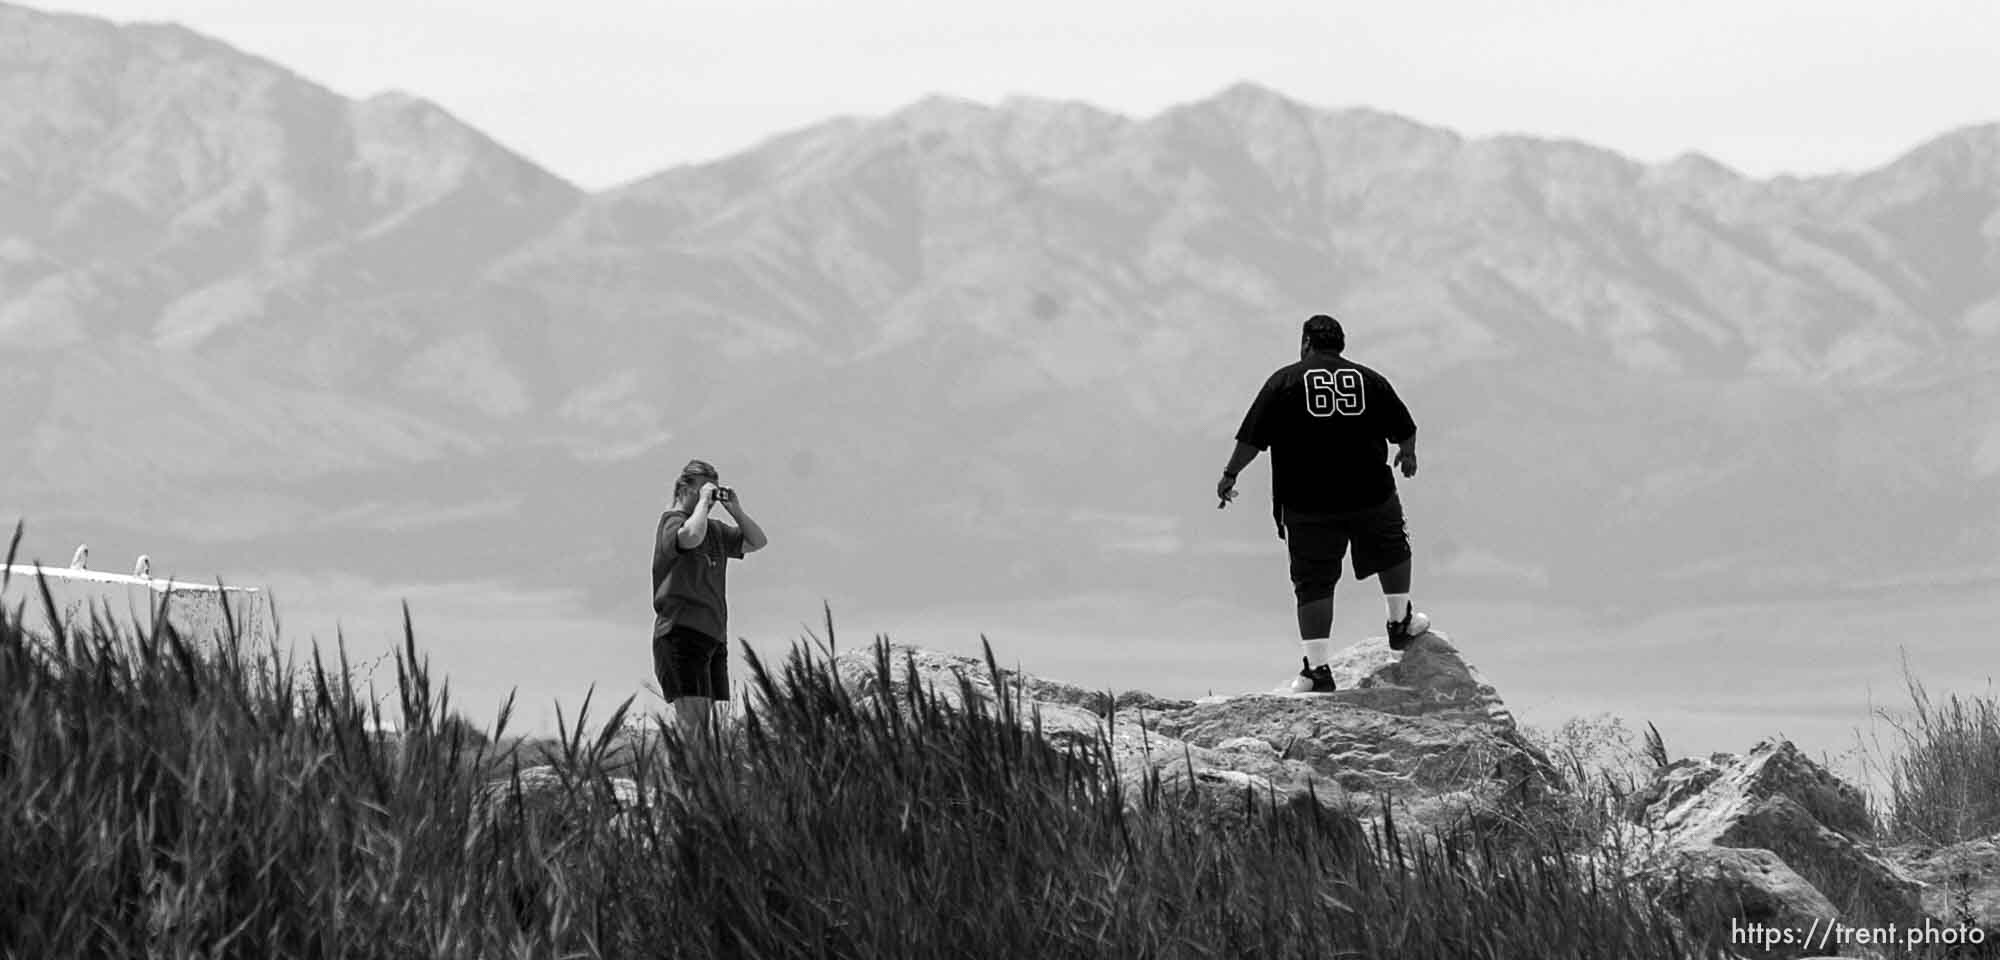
top-left (1235, 352), bottom-right (1417, 513)
top-left (652, 510), bottom-right (746, 641)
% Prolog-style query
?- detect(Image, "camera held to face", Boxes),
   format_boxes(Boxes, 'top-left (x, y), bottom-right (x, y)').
top-left (711, 486), bottom-right (734, 504)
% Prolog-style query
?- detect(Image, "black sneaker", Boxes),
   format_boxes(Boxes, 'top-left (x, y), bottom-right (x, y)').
top-left (1289, 656), bottom-right (1337, 693)
top-left (1387, 609), bottom-right (1432, 651)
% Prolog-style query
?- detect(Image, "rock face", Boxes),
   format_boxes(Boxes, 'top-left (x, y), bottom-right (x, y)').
top-left (1620, 740), bottom-right (1930, 957)
top-left (1884, 833), bottom-right (2000, 940)
top-left (826, 630), bottom-right (1559, 833)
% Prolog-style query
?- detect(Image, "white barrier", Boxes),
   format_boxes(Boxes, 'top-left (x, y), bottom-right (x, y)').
top-left (2, 563), bottom-right (271, 648)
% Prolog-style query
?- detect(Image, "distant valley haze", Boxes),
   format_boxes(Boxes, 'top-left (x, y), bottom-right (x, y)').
top-left (2, 1), bottom-right (1996, 779)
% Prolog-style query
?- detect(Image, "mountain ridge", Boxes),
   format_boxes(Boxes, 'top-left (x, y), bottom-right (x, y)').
top-left (2, 1), bottom-right (1995, 610)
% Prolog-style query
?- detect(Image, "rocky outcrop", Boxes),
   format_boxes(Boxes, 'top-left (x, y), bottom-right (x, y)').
top-left (1619, 740), bottom-right (1931, 957)
top-left (1884, 833), bottom-right (2000, 939)
top-left (826, 630), bottom-right (1559, 835)
top-left (820, 635), bottom-right (1998, 959)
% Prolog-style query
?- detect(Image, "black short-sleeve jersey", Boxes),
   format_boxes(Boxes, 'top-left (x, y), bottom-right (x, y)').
top-left (1235, 354), bottom-right (1416, 513)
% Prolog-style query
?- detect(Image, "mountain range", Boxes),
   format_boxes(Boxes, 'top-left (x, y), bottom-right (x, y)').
top-left (3, 0), bottom-right (1997, 625)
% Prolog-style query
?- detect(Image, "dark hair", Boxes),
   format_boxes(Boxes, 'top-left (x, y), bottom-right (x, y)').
top-left (673, 459), bottom-right (718, 501)
top-left (1303, 314), bottom-right (1345, 353)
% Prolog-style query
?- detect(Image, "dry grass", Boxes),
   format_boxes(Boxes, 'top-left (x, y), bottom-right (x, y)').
top-left (1857, 650), bottom-right (2000, 847)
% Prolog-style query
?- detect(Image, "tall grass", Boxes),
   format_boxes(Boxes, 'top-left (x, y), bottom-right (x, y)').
top-left (1, 560), bottom-right (534, 954)
top-left (8, 519), bottom-right (1928, 958)
top-left (1858, 651), bottom-right (2000, 847)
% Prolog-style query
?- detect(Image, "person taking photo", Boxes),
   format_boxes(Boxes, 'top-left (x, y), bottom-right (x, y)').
top-left (652, 458), bottom-right (768, 739)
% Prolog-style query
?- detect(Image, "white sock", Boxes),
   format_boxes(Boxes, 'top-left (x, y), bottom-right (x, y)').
top-left (1385, 594), bottom-right (1411, 621)
top-left (1299, 638), bottom-right (1332, 667)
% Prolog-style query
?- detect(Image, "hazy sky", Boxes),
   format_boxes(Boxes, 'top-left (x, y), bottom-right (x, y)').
top-left (31, 0), bottom-right (2000, 191)
top-left (37, 0), bottom-right (2000, 190)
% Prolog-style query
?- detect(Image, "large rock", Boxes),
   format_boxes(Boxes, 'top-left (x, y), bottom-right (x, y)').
top-left (1653, 845), bottom-right (1840, 938)
top-left (1619, 739), bottom-right (1929, 957)
top-left (476, 764), bottom-right (645, 839)
top-left (1884, 833), bottom-right (2000, 939)
top-left (1319, 630), bottom-right (1518, 727)
top-left (825, 630), bottom-right (1558, 835)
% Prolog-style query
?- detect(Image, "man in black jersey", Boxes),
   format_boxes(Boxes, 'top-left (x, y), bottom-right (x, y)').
top-left (1217, 314), bottom-right (1432, 693)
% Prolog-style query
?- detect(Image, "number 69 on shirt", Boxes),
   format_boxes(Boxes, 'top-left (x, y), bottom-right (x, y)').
top-left (1304, 368), bottom-right (1366, 417)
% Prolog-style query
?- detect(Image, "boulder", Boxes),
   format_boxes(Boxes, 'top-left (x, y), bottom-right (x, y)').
top-left (1653, 845), bottom-right (1839, 941)
top-left (1319, 629), bottom-right (1518, 727)
top-left (1619, 739), bottom-right (1929, 956)
top-left (1884, 832), bottom-right (2000, 939)
top-left (1154, 633), bottom-right (1552, 801)
top-left (824, 630), bottom-right (1558, 835)
top-left (476, 764), bottom-right (645, 838)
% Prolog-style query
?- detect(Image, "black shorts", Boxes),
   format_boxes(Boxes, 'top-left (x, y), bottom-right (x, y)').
top-left (654, 624), bottom-right (729, 702)
top-left (1283, 493), bottom-right (1412, 602)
